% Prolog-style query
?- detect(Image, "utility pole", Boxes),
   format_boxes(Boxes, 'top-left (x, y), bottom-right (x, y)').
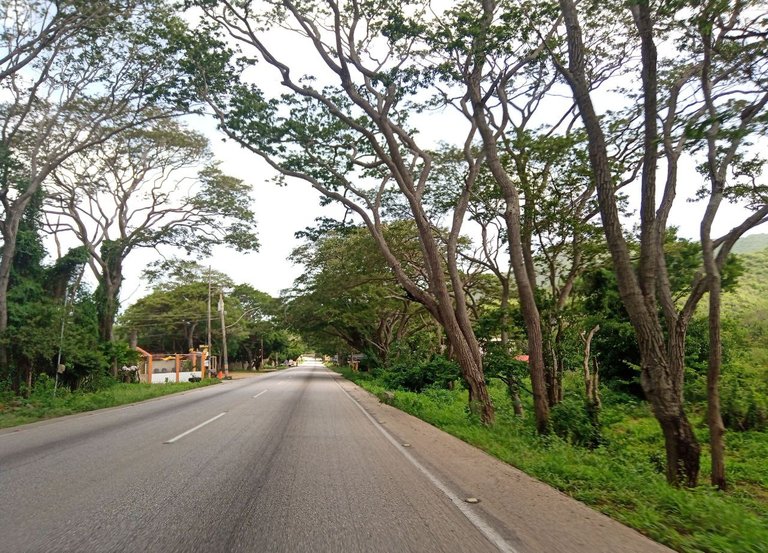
top-left (54, 268), bottom-right (84, 396)
top-left (54, 300), bottom-right (68, 398)
top-left (218, 289), bottom-right (229, 377)
top-left (206, 266), bottom-right (212, 378)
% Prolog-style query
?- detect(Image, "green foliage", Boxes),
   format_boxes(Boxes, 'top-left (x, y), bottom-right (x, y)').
top-left (718, 248), bottom-right (768, 342)
top-left (0, 377), bottom-right (219, 429)
top-left (117, 264), bottom-right (293, 368)
top-left (720, 359), bottom-right (768, 432)
top-left (481, 345), bottom-right (529, 395)
top-left (379, 355), bottom-right (460, 393)
top-left (0, 193), bottom-right (109, 388)
top-left (577, 233), bottom-right (748, 396)
top-left (58, 295), bottom-right (111, 385)
top-left (286, 222), bottom-right (431, 362)
top-left (731, 234), bottom-right (768, 255)
top-left (550, 395), bottom-right (602, 448)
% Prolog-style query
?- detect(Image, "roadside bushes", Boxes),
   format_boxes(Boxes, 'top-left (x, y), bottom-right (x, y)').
top-left (720, 371), bottom-right (768, 432)
top-left (378, 355), bottom-right (460, 393)
top-left (550, 396), bottom-right (603, 448)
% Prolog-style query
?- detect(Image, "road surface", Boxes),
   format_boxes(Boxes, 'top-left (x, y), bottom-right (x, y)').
top-left (0, 361), bottom-right (672, 553)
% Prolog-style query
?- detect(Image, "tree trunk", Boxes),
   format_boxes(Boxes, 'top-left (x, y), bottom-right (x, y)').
top-left (707, 276), bottom-right (726, 489)
top-left (546, 338), bottom-right (560, 406)
top-left (462, 0), bottom-right (547, 432)
top-left (98, 283), bottom-right (119, 343)
top-left (581, 325), bottom-right (601, 439)
top-left (581, 325), bottom-right (600, 405)
top-left (557, 0), bottom-right (700, 486)
top-left (640, 331), bottom-right (701, 486)
top-left (96, 260), bottom-right (124, 377)
top-left (508, 378), bottom-right (524, 417)
top-left (438, 302), bottom-right (494, 424)
top-left (0, 208), bottom-right (23, 374)
top-left (498, 168), bottom-right (549, 433)
top-left (655, 406), bottom-right (701, 487)
top-left (97, 264), bottom-right (123, 344)
top-left (469, 93), bottom-right (549, 431)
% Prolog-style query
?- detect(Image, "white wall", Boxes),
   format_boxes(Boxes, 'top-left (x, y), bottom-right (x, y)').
top-left (150, 371), bottom-right (201, 384)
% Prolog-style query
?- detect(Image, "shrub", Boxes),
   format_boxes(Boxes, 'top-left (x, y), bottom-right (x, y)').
top-left (721, 380), bottom-right (768, 432)
top-left (78, 368), bottom-right (116, 393)
top-left (550, 395), bottom-right (603, 448)
top-left (379, 355), bottom-right (460, 392)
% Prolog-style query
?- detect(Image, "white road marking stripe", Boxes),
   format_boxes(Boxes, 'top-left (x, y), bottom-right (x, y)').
top-left (164, 412), bottom-right (226, 444)
top-left (253, 390), bottom-right (269, 399)
top-left (336, 379), bottom-right (520, 553)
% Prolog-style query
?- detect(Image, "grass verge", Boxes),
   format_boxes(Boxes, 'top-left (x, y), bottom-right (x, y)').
top-left (334, 366), bottom-right (768, 553)
top-left (0, 377), bottom-right (219, 429)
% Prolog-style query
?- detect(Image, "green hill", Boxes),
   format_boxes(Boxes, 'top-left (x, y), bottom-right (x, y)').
top-left (723, 247), bottom-right (768, 335)
top-left (732, 233), bottom-right (768, 254)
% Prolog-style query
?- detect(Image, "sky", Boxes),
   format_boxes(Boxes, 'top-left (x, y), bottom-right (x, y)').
top-left (118, 119), bottom-right (347, 304)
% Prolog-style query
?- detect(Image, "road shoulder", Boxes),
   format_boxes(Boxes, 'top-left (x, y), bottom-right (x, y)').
top-left (335, 374), bottom-right (674, 553)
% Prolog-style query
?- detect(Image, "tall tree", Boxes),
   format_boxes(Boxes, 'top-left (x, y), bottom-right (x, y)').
top-left (404, 1), bottom-right (622, 431)
top-left (229, 284), bottom-right (279, 369)
top-left (0, 0), bottom-right (197, 371)
top-left (187, 0), bottom-right (497, 422)
top-left (45, 120), bottom-right (259, 345)
top-left (286, 222), bottom-right (431, 365)
top-left (119, 260), bottom-right (234, 353)
top-left (551, 0), bottom-right (768, 486)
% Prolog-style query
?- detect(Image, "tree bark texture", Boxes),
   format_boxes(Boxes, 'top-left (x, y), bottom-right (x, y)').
top-left (466, 2), bottom-right (550, 431)
top-left (557, 0), bottom-right (700, 485)
top-left (0, 204), bottom-right (25, 373)
top-left (707, 276), bottom-right (726, 489)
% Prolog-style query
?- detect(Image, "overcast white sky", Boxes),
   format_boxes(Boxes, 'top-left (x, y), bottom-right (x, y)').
top-left (118, 117), bottom-right (348, 304)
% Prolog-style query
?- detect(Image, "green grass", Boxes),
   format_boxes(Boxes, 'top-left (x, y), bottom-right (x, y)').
top-left (336, 366), bottom-right (768, 553)
top-left (0, 377), bottom-right (219, 429)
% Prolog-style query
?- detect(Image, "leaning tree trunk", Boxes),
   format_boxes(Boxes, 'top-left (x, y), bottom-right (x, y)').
top-left (432, 283), bottom-right (494, 424)
top-left (464, 0), bottom-right (549, 432)
top-left (452, 336), bottom-right (494, 423)
top-left (500, 174), bottom-right (550, 434)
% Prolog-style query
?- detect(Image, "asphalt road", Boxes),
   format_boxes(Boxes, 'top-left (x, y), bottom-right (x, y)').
top-left (0, 362), bottom-right (509, 553)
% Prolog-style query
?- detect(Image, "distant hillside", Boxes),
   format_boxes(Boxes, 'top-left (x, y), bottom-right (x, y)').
top-left (732, 233), bottom-right (768, 254)
top-left (722, 247), bottom-right (768, 330)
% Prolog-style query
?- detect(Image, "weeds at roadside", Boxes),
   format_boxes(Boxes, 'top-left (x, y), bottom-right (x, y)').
top-left (0, 374), bottom-right (218, 429)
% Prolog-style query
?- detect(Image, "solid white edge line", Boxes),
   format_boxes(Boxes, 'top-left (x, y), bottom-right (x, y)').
top-left (164, 412), bottom-right (227, 444)
top-left (252, 390), bottom-right (269, 399)
top-left (335, 380), bottom-right (520, 553)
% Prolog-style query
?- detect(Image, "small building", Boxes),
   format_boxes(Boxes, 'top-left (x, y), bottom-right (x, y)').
top-left (135, 347), bottom-right (212, 384)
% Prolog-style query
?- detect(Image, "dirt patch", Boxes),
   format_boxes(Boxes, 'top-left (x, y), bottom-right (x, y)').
top-left (224, 371), bottom-right (269, 380)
